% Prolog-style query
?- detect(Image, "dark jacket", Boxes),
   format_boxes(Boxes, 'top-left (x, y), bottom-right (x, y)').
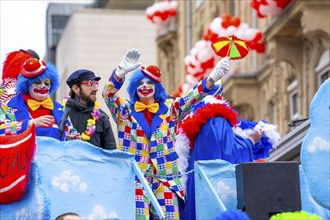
top-left (68, 100), bottom-right (116, 150)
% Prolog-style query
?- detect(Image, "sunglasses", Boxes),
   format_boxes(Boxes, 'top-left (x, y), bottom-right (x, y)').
top-left (80, 80), bottom-right (99, 89)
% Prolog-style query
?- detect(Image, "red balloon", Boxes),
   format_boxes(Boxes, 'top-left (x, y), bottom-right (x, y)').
top-left (203, 29), bottom-right (219, 42)
top-left (221, 13), bottom-right (231, 21)
top-left (231, 16), bottom-right (241, 27)
top-left (221, 13), bottom-right (232, 28)
top-left (169, 9), bottom-right (176, 17)
top-left (255, 43), bottom-right (266, 53)
top-left (250, 0), bottom-right (259, 9)
top-left (200, 57), bottom-right (215, 70)
top-left (222, 20), bottom-right (231, 29)
top-left (257, 9), bottom-right (267, 18)
top-left (276, 0), bottom-right (291, 8)
top-left (159, 11), bottom-right (169, 20)
top-left (253, 31), bottom-right (264, 42)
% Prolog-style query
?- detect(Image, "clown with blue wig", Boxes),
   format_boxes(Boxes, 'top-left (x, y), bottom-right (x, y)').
top-left (1, 58), bottom-right (73, 140)
top-left (102, 49), bottom-right (230, 219)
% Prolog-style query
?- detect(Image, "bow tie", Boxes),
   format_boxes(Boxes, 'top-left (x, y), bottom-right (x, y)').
top-left (27, 98), bottom-right (54, 111)
top-left (134, 101), bottom-right (159, 113)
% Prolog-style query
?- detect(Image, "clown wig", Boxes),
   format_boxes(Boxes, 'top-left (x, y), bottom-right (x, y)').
top-left (127, 68), bottom-right (167, 103)
top-left (16, 62), bottom-right (60, 95)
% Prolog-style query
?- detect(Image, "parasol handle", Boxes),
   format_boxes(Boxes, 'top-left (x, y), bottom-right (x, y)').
top-left (225, 40), bottom-right (233, 57)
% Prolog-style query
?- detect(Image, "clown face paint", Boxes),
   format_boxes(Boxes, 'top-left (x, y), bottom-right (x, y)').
top-left (137, 78), bottom-right (155, 100)
top-left (28, 78), bottom-right (51, 101)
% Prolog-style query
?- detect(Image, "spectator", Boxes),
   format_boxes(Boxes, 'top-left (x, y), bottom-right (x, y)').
top-left (65, 69), bottom-right (116, 150)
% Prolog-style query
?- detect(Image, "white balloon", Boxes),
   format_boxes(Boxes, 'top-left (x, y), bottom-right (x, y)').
top-left (238, 22), bottom-right (249, 31)
top-left (226, 26), bottom-right (238, 36)
top-left (187, 66), bottom-right (198, 75)
top-left (146, 7), bottom-right (154, 16)
top-left (153, 16), bottom-right (167, 26)
top-left (197, 48), bottom-right (213, 63)
top-left (186, 74), bottom-right (199, 85)
top-left (190, 47), bottom-right (199, 57)
top-left (157, 2), bottom-right (167, 12)
top-left (195, 40), bottom-right (207, 49)
top-left (182, 83), bottom-right (192, 93)
top-left (170, 1), bottom-right (177, 9)
top-left (184, 55), bottom-right (193, 65)
top-left (245, 29), bottom-right (258, 41)
top-left (235, 30), bottom-right (246, 39)
top-left (210, 17), bottom-right (222, 34)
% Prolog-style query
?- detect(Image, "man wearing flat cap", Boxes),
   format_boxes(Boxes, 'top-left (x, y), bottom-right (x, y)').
top-left (65, 69), bottom-right (116, 150)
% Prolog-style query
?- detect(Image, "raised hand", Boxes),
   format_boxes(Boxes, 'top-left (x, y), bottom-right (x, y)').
top-left (115, 49), bottom-right (141, 78)
top-left (208, 57), bottom-right (230, 83)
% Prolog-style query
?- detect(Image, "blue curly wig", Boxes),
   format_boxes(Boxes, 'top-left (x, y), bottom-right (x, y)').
top-left (127, 68), bottom-right (167, 103)
top-left (16, 62), bottom-right (60, 95)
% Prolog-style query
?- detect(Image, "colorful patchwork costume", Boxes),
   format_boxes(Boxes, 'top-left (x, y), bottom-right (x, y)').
top-left (103, 69), bottom-right (217, 219)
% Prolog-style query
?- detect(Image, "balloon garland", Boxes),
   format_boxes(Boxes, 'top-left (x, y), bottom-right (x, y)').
top-left (174, 14), bottom-right (266, 96)
top-left (146, 0), bottom-right (177, 33)
top-left (250, 0), bottom-right (292, 18)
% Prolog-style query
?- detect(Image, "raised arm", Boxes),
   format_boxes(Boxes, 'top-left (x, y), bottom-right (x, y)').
top-left (206, 57), bottom-right (230, 89)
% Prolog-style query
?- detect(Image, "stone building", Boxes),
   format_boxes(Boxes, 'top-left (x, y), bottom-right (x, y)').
top-left (155, 0), bottom-right (329, 161)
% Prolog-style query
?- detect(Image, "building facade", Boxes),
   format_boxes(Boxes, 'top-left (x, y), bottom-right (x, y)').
top-left (46, 3), bottom-right (90, 64)
top-left (155, 0), bottom-right (329, 161)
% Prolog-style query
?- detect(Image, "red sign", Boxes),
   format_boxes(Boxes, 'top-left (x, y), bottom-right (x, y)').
top-left (0, 124), bottom-right (36, 204)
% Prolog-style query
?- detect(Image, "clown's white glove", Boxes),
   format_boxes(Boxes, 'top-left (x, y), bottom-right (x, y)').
top-left (208, 57), bottom-right (230, 83)
top-left (116, 49), bottom-right (141, 78)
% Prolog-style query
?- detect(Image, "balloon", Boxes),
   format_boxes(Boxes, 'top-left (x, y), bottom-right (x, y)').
top-left (255, 43), bottom-right (266, 53)
top-left (197, 49), bottom-right (213, 63)
top-left (186, 75), bottom-right (199, 85)
top-left (253, 31), bottom-right (264, 42)
top-left (200, 57), bottom-right (215, 70)
top-left (182, 83), bottom-right (192, 93)
top-left (276, 0), bottom-right (291, 9)
top-left (250, 0), bottom-right (260, 9)
top-left (221, 14), bottom-right (231, 29)
top-left (259, 5), bottom-right (270, 16)
top-left (195, 40), bottom-right (207, 49)
top-left (145, 1), bottom-right (178, 27)
top-left (210, 17), bottom-right (222, 34)
top-left (226, 25), bottom-right (237, 36)
top-left (231, 16), bottom-right (241, 27)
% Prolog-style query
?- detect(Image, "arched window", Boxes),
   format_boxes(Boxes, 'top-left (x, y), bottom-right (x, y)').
top-left (315, 49), bottom-right (329, 87)
top-left (287, 78), bottom-right (299, 121)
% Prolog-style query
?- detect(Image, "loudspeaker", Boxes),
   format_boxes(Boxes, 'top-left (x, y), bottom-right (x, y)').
top-left (235, 162), bottom-right (301, 220)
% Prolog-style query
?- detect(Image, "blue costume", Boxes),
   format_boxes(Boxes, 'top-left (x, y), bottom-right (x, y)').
top-left (177, 96), bottom-right (279, 219)
top-left (181, 117), bottom-right (254, 220)
top-left (6, 93), bottom-right (65, 140)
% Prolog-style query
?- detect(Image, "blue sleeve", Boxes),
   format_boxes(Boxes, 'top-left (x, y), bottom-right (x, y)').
top-left (192, 117), bottom-right (254, 164)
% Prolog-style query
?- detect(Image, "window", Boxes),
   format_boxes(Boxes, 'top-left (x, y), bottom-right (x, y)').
top-left (52, 15), bottom-right (70, 29)
top-left (315, 50), bottom-right (330, 87)
top-left (268, 101), bottom-right (276, 124)
top-left (287, 79), bottom-right (299, 120)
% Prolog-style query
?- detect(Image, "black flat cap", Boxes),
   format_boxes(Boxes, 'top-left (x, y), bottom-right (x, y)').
top-left (66, 69), bottom-right (101, 87)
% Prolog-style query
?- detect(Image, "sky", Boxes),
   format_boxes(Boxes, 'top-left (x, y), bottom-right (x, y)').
top-left (0, 0), bottom-right (93, 75)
